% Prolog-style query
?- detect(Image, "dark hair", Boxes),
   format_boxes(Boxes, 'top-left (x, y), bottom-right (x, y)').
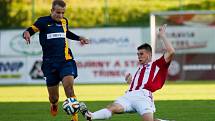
top-left (52, 0), bottom-right (66, 8)
top-left (137, 43), bottom-right (152, 53)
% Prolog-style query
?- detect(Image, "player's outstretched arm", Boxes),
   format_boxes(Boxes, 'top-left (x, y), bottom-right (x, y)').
top-left (157, 24), bottom-right (175, 63)
top-left (66, 31), bottom-right (89, 45)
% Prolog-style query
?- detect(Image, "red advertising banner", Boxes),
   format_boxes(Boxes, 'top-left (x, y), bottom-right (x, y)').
top-left (168, 53), bottom-right (215, 80)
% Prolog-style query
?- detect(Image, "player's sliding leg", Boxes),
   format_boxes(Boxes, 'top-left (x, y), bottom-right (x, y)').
top-left (47, 85), bottom-right (59, 116)
top-left (154, 118), bottom-right (172, 121)
top-left (89, 103), bottom-right (124, 120)
top-left (90, 108), bottom-right (112, 120)
top-left (80, 103), bottom-right (124, 120)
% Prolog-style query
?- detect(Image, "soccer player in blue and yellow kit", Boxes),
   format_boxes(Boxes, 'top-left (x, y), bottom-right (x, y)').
top-left (23, 0), bottom-right (89, 120)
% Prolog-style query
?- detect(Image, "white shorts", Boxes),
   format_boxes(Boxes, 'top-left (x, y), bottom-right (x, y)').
top-left (114, 89), bottom-right (155, 115)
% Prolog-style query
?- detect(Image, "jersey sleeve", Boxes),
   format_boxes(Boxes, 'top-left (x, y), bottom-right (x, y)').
top-left (66, 31), bottom-right (80, 40)
top-left (25, 17), bottom-right (44, 36)
top-left (65, 18), bottom-right (80, 40)
top-left (155, 54), bottom-right (171, 68)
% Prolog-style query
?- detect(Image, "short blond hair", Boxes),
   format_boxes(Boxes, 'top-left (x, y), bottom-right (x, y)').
top-left (52, 0), bottom-right (66, 9)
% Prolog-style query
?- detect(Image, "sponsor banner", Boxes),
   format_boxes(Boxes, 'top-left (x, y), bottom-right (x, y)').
top-left (0, 55), bottom-right (138, 84)
top-left (69, 28), bottom-right (146, 55)
top-left (168, 53), bottom-right (215, 80)
top-left (0, 56), bottom-right (45, 84)
top-left (2, 27), bottom-right (215, 56)
top-left (23, 55), bottom-right (139, 84)
top-left (25, 57), bottom-right (44, 84)
top-left (0, 28), bottom-right (146, 56)
top-left (156, 26), bottom-right (215, 53)
top-left (0, 30), bottom-right (42, 56)
top-left (0, 57), bottom-right (26, 83)
top-left (75, 55), bottom-right (138, 83)
top-left (0, 53), bottom-right (214, 84)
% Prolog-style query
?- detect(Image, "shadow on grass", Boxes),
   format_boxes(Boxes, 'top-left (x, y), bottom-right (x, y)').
top-left (0, 100), bottom-right (214, 121)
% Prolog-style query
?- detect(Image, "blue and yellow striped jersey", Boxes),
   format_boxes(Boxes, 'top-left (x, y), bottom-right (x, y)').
top-left (25, 16), bottom-right (80, 63)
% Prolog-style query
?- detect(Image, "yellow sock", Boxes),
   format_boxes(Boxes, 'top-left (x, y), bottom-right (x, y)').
top-left (71, 113), bottom-right (78, 121)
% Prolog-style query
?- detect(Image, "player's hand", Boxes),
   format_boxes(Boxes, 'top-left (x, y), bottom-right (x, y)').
top-left (125, 73), bottom-right (132, 84)
top-left (79, 36), bottom-right (89, 46)
top-left (23, 31), bottom-right (31, 44)
top-left (158, 24), bottom-right (167, 39)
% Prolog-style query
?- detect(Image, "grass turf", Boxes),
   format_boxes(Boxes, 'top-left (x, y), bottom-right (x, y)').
top-left (0, 81), bottom-right (215, 121)
top-left (0, 100), bottom-right (215, 121)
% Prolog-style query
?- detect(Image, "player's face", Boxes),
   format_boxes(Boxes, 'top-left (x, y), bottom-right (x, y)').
top-left (137, 49), bottom-right (151, 64)
top-left (51, 5), bottom-right (65, 22)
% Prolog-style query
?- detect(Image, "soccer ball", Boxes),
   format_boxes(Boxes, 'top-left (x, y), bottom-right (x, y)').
top-left (62, 97), bottom-right (80, 115)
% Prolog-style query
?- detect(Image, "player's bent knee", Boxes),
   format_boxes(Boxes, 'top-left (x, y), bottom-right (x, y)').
top-left (106, 103), bottom-right (124, 114)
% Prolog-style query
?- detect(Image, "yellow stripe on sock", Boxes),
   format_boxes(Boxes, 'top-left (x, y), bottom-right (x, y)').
top-left (72, 113), bottom-right (78, 121)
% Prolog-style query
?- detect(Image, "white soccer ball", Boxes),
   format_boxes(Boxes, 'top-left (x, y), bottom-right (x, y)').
top-left (62, 97), bottom-right (80, 115)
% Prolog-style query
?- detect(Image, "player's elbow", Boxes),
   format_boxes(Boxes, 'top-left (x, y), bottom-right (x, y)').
top-left (165, 48), bottom-right (175, 61)
top-left (169, 48), bottom-right (175, 56)
top-left (167, 47), bottom-right (175, 56)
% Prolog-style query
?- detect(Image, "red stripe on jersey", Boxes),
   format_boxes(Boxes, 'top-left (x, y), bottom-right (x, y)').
top-left (129, 67), bottom-right (140, 91)
top-left (128, 55), bottom-right (170, 92)
top-left (143, 62), bottom-right (156, 91)
top-left (135, 67), bottom-right (146, 90)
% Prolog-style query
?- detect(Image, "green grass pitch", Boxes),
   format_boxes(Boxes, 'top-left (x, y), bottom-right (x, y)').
top-left (0, 81), bottom-right (215, 121)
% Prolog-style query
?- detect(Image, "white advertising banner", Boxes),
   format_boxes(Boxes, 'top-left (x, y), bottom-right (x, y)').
top-left (75, 55), bottom-right (138, 83)
top-left (0, 30), bottom-right (42, 56)
top-left (0, 28), bottom-right (145, 84)
top-left (0, 55), bottom-right (139, 84)
top-left (156, 26), bottom-right (215, 53)
top-left (26, 55), bottom-right (139, 84)
top-left (0, 28), bottom-right (145, 56)
top-left (25, 57), bottom-right (44, 84)
top-left (0, 57), bottom-right (26, 84)
top-left (0, 56), bottom-right (45, 84)
top-left (70, 28), bottom-right (144, 55)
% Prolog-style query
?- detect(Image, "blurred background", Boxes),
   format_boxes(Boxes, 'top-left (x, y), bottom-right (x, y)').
top-left (0, 0), bottom-right (215, 84)
top-left (1, 0), bottom-right (215, 28)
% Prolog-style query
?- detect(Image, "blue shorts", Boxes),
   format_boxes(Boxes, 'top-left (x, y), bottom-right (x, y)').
top-left (41, 59), bottom-right (78, 87)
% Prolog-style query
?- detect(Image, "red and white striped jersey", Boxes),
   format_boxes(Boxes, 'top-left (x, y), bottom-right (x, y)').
top-left (128, 55), bottom-right (170, 92)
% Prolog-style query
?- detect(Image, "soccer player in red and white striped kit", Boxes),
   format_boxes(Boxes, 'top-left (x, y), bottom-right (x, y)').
top-left (80, 24), bottom-right (175, 121)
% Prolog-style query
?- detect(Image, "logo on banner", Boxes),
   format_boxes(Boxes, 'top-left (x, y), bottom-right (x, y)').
top-left (0, 61), bottom-right (23, 79)
top-left (29, 60), bottom-right (44, 80)
top-left (168, 60), bottom-right (180, 76)
top-left (10, 34), bottom-right (42, 56)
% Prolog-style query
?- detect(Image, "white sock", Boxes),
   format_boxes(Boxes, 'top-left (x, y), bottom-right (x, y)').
top-left (91, 108), bottom-right (112, 120)
top-left (156, 119), bottom-right (170, 121)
